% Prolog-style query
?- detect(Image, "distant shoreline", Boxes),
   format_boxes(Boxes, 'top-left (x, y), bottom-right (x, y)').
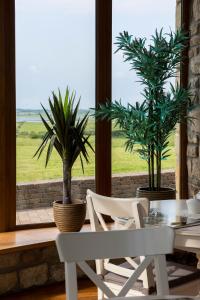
top-left (16, 108), bottom-right (92, 123)
top-left (16, 108), bottom-right (90, 113)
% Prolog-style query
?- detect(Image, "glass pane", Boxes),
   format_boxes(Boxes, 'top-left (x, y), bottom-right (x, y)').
top-left (112, 0), bottom-right (176, 174)
top-left (16, 0), bottom-right (95, 224)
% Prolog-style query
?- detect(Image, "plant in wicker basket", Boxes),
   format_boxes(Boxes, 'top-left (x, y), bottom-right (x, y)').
top-left (95, 29), bottom-right (193, 200)
top-left (34, 87), bottom-right (94, 231)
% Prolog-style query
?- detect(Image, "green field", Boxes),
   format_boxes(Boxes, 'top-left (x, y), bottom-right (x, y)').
top-left (17, 118), bottom-right (175, 183)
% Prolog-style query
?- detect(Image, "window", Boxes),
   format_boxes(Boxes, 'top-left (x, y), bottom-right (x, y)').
top-left (112, 0), bottom-right (176, 174)
top-left (0, 0), bottom-right (188, 232)
top-left (15, 0), bottom-right (95, 225)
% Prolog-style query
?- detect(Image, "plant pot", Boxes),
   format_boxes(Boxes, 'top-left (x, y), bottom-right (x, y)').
top-left (53, 200), bottom-right (86, 232)
top-left (136, 187), bottom-right (176, 201)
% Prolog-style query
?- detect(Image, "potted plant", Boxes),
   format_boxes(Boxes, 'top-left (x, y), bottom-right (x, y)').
top-left (95, 29), bottom-right (192, 201)
top-left (34, 87), bottom-right (94, 231)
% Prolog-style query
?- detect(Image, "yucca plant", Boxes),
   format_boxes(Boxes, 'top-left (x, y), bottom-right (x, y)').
top-left (95, 29), bottom-right (192, 191)
top-left (34, 88), bottom-right (93, 204)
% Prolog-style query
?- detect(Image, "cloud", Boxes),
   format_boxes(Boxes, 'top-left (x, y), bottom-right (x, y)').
top-left (52, 0), bottom-right (93, 15)
top-left (16, 0), bottom-right (93, 15)
top-left (16, 0), bottom-right (175, 18)
top-left (29, 65), bottom-right (39, 74)
top-left (113, 71), bottom-right (126, 79)
top-left (113, 0), bottom-right (176, 16)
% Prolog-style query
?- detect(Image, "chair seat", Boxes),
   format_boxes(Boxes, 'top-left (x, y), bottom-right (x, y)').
top-left (104, 260), bottom-right (200, 296)
top-left (104, 260), bottom-right (154, 296)
top-left (104, 273), bottom-right (149, 296)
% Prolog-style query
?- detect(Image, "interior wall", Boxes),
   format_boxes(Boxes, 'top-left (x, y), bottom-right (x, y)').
top-left (187, 0), bottom-right (200, 196)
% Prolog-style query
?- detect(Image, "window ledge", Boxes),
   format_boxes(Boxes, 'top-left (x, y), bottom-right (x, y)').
top-left (0, 225), bottom-right (91, 254)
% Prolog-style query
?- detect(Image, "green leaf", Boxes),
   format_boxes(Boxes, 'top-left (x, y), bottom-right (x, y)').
top-left (45, 135), bottom-right (56, 167)
top-left (94, 28), bottom-right (192, 190)
top-left (35, 87), bottom-right (94, 188)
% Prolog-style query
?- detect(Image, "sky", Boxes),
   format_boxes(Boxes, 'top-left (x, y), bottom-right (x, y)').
top-left (15, 0), bottom-right (176, 110)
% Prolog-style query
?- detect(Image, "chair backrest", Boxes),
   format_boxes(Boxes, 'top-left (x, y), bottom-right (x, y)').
top-left (57, 227), bottom-right (173, 262)
top-left (86, 189), bottom-right (149, 231)
top-left (56, 227), bottom-right (174, 300)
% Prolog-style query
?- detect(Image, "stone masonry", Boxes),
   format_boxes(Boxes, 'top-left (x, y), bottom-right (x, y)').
top-left (16, 171), bottom-right (175, 210)
top-left (187, 0), bottom-right (200, 196)
top-left (0, 244), bottom-right (93, 295)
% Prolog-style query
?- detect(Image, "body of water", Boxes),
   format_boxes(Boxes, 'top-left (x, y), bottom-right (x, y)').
top-left (16, 109), bottom-right (90, 123)
top-left (17, 116), bottom-right (41, 122)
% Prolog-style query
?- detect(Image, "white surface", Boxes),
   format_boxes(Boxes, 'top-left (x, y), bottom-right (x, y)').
top-left (188, 214), bottom-right (200, 220)
top-left (56, 228), bottom-right (174, 262)
top-left (86, 189), bottom-right (154, 292)
top-left (187, 199), bottom-right (200, 214)
top-left (87, 189), bottom-right (149, 220)
top-left (56, 228), bottom-right (174, 300)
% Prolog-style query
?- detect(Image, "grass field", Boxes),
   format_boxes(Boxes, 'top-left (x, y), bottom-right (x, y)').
top-left (17, 118), bottom-right (175, 183)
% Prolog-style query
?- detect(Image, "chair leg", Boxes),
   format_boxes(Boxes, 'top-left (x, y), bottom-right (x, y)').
top-left (96, 259), bottom-right (105, 300)
top-left (141, 264), bottom-right (155, 290)
top-left (154, 255), bottom-right (169, 295)
top-left (65, 262), bottom-right (78, 300)
top-left (98, 288), bottom-right (105, 300)
top-left (139, 256), bottom-right (155, 290)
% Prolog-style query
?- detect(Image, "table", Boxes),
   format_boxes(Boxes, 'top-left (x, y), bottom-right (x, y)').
top-left (109, 297), bottom-right (197, 300)
top-left (115, 199), bottom-right (200, 267)
top-left (150, 200), bottom-right (200, 267)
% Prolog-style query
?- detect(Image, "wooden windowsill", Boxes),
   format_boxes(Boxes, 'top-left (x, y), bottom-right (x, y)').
top-left (0, 225), bottom-right (92, 254)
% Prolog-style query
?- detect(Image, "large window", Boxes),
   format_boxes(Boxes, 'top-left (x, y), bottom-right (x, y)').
top-left (0, 0), bottom-right (188, 232)
top-left (15, 0), bottom-right (95, 225)
top-left (112, 0), bottom-right (176, 174)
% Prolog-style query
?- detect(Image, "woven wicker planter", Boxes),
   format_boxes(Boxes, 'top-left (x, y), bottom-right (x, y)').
top-left (53, 200), bottom-right (86, 232)
top-left (136, 187), bottom-right (176, 201)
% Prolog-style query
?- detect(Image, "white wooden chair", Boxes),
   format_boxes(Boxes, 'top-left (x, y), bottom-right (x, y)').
top-left (86, 189), bottom-right (154, 297)
top-left (56, 227), bottom-right (174, 300)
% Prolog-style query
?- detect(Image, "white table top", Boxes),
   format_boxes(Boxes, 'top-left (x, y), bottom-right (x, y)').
top-left (112, 296), bottom-right (198, 300)
top-left (149, 200), bottom-right (200, 253)
top-left (150, 199), bottom-right (200, 229)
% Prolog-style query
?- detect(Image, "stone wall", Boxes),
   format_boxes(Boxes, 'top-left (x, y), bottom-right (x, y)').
top-left (187, 0), bottom-right (200, 196)
top-left (16, 171), bottom-right (175, 210)
top-left (0, 244), bottom-right (91, 295)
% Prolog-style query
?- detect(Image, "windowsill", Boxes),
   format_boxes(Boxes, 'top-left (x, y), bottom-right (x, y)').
top-left (0, 225), bottom-right (92, 254)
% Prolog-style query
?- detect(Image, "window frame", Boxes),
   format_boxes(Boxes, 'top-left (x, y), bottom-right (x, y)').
top-left (0, 0), bottom-right (188, 232)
